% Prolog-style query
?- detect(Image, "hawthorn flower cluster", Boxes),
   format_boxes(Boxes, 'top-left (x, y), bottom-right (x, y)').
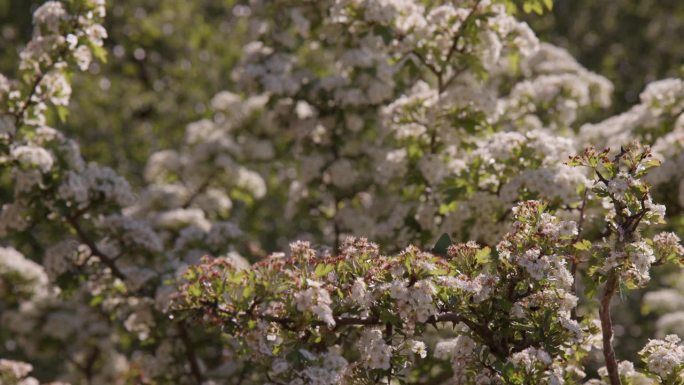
top-left (358, 328), bottom-right (393, 370)
top-left (0, 358), bottom-right (63, 385)
top-left (1, 1), bottom-right (684, 385)
top-left (639, 335), bottom-right (684, 382)
top-left (174, 203), bottom-right (608, 384)
top-left (208, 0), bottom-right (617, 250)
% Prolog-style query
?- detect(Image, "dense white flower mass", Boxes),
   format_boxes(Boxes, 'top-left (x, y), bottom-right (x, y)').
top-left (294, 279), bottom-right (336, 327)
top-left (435, 335), bottom-right (478, 382)
top-left (625, 241), bottom-right (657, 286)
top-left (358, 328), bottom-right (392, 370)
top-left (2, 1), bottom-right (684, 385)
top-left (11, 145), bottom-right (54, 173)
top-left (0, 247), bottom-right (48, 300)
top-left (386, 276), bottom-right (438, 325)
top-left (639, 335), bottom-right (684, 378)
top-left (43, 239), bottom-right (90, 279)
top-left (32, 2), bottom-right (67, 34)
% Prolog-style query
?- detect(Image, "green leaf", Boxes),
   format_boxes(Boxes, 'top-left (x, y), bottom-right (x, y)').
top-left (523, 1), bottom-right (543, 14)
top-left (242, 285), bottom-right (253, 299)
top-left (432, 233), bottom-right (452, 256)
top-left (184, 268), bottom-right (196, 281)
top-left (379, 310), bottom-right (402, 326)
top-left (503, 363), bottom-right (517, 380)
top-left (429, 268), bottom-right (449, 276)
top-left (638, 159), bottom-right (662, 176)
top-left (56, 272), bottom-right (81, 297)
top-left (511, 321), bottom-right (537, 331)
top-left (573, 239), bottom-right (592, 251)
top-left (56, 105), bottom-right (69, 123)
top-left (314, 263), bottom-right (335, 278)
top-left (522, 0), bottom-right (552, 14)
top-left (508, 51), bottom-right (521, 73)
top-left (403, 256), bottom-right (413, 274)
top-left (475, 246), bottom-right (492, 264)
top-left (89, 294), bottom-right (103, 307)
top-left (585, 282), bottom-right (598, 300)
top-left (91, 44), bottom-right (108, 63)
top-left (188, 284), bottom-right (201, 297)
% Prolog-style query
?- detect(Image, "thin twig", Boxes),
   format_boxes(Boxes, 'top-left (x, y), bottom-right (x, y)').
top-left (438, 0), bottom-right (483, 93)
top-left (66, 214), bottom-right (127, 281)
top-left (182, 177), bottom-right (212, 208)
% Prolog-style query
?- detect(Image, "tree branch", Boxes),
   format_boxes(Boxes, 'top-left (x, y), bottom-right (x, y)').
top-left (177, 321), bottom-right (204, 385)
top-left (599, 271), bottom-right (622, 385)
top-left (66, 214), bottom-right (127, 281)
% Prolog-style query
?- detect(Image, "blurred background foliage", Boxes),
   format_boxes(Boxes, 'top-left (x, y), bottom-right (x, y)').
top-left (0, 0), bottom-right (250, 185)
top-left (2, 0), bottom-right (684, 183)
top-left (525, 0), bottom-right (684, 115)
top-left (1, 0), bottom-right (684, 365)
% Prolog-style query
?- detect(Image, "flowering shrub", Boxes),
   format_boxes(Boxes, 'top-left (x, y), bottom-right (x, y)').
top-left (1, 1), bottom-right (684, 385)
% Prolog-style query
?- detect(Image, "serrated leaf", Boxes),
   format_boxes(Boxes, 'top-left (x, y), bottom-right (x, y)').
top-left (573, 239), bottom-right (592, 251)
top-left (475, 246), bottom-right (491, 264)
top-left (522, 1), bottom-right (544, 14)
top-left (314, 263), bottom-right (335, 278)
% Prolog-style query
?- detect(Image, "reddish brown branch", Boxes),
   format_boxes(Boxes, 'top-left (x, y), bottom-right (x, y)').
top-left (599, 272), bottom-right (622, 385)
